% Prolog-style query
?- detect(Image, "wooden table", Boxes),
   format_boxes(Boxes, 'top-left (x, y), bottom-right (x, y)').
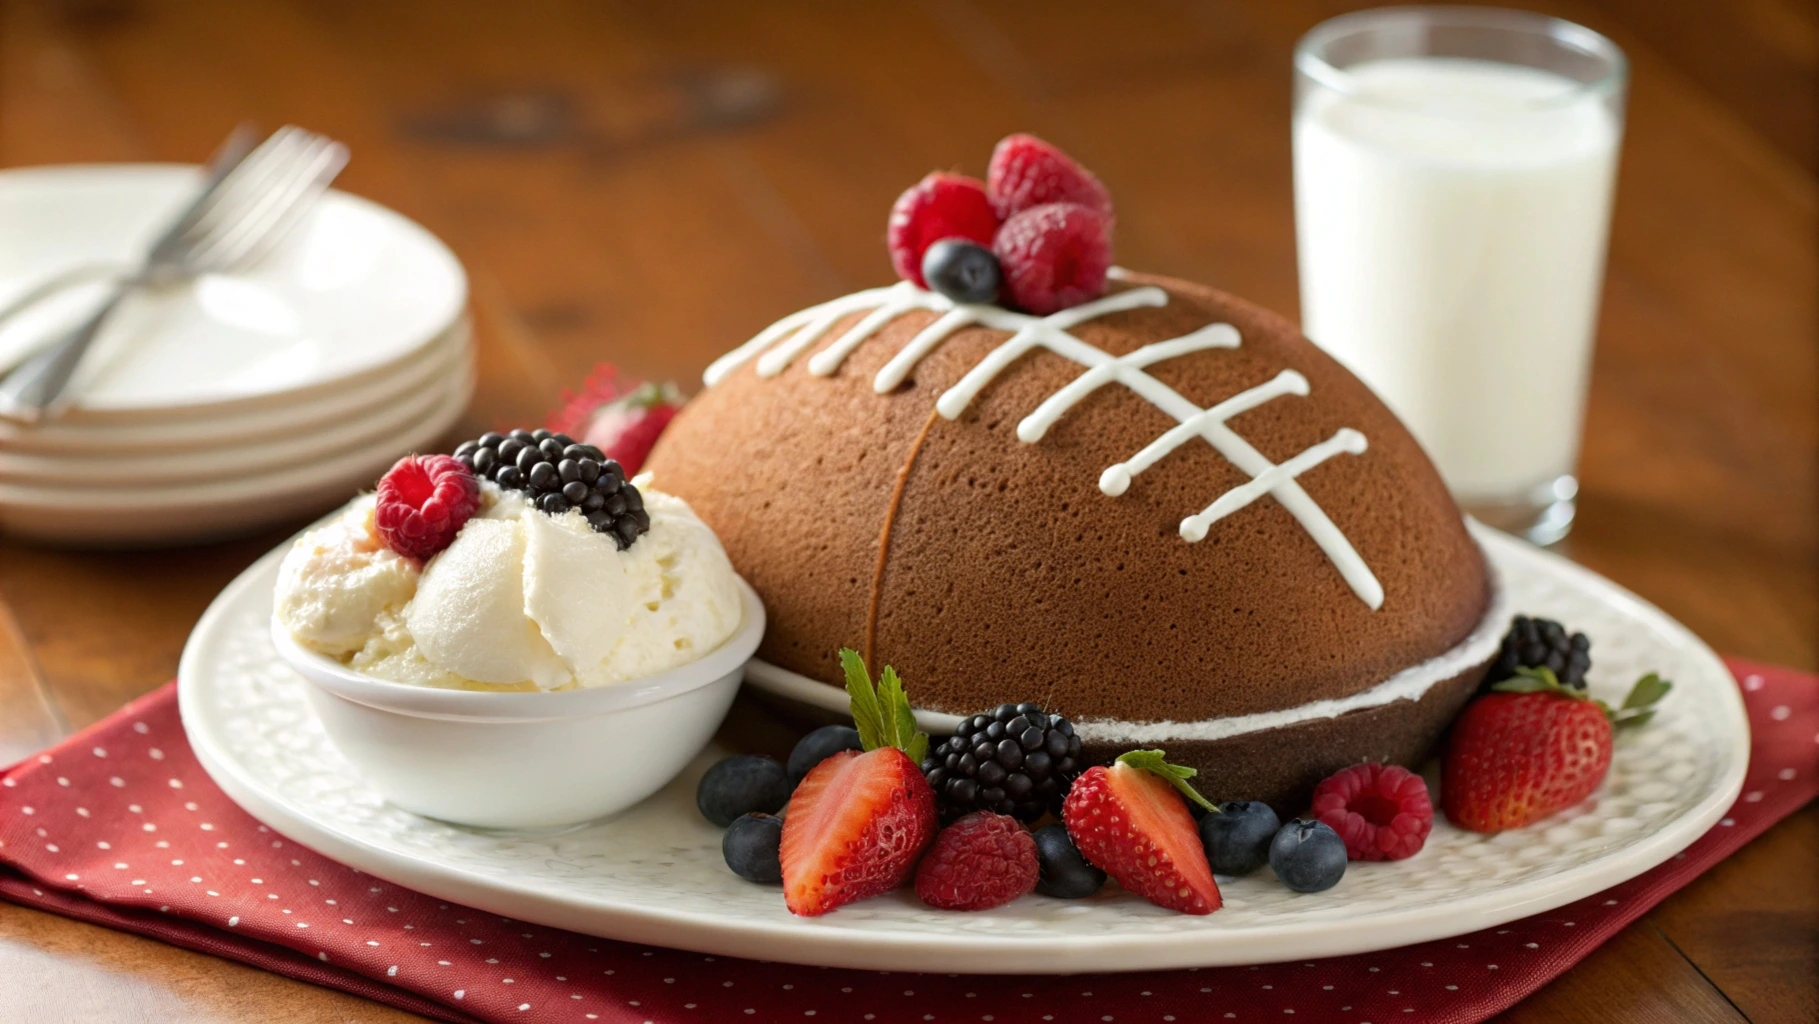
top-left (1, 0), bottom-right (1812, 1020)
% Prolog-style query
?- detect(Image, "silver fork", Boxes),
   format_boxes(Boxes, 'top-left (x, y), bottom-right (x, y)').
top-left (0, 125), bottom-right (349, 423)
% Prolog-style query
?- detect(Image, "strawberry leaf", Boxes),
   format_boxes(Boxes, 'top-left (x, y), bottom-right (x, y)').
top-left (1610, 672), bottom-right (1671, 731)
top-left (838, 647), bottom-right (929, 760)
top-left (1115, 749), bottom-right (1216, 812)
top-left (1491, 666), bottom-right (1589, 700)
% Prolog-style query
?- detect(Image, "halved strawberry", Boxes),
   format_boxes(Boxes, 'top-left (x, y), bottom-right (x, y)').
top-left (1062, 751), bottom-right (1221, 915)
top-left (779, 649), bottom-right (938, 916)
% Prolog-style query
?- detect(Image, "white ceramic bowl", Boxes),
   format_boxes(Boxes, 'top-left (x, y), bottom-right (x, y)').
top-left (268, 579), bottom-right (766, 830)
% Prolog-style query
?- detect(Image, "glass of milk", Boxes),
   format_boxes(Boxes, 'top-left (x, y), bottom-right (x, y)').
top-left (1293, 7), bottom-right (1625, 544)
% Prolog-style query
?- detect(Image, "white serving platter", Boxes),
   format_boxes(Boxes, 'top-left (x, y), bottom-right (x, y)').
top-left (178, 527), bottom-right (1747, 974)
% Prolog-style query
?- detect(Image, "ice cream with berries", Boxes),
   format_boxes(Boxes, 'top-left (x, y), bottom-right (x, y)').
top-left (274, 430), bottom-right (745, 692)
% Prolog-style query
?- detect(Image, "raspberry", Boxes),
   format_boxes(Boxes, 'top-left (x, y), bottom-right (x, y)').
top-left (993, 202), bottom-right (1113, 315)
top-left (986, 133), bottom-right (1113, 223)
top-left (887, 172), bottom-right (999, 289)
top-left (1310, 762), bottom-right (1434, 862)
top-left (914, 811), bottom-right (1038, 911)
top-left (374, 454), bottom-right (480, 561)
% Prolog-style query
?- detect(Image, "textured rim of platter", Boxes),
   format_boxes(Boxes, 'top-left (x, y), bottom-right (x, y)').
top-left (0, 316), bottom-right (470, 455)
top-left (0, 164), bottom-right (465, 420)
top-left (179, 527), bottom-right (1747, 974)
top-left (0, 321), bottom-right (471, 484)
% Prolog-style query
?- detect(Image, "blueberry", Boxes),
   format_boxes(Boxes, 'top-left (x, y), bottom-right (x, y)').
top-left (1200, 800), bottom-right (1281, 876)
top-left (1032, 824), bottom-right (1105, 898)
top-left (1269, 819), bottom-right (1347, 893)
top-left (722, 812), bottom-right (784, 883)
top-left (695, 755), bottom-right (790, 827)
top-left (786, 724), bottom-right (864, 785)
top-left (921, 239), bottom-right (1002, 305)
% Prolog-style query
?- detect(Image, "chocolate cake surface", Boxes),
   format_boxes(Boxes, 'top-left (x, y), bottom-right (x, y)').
top-left (646, 271), bottom-right (1495, 800)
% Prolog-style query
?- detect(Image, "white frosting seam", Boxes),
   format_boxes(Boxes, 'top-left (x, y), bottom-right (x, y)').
top-left (1071, 559), bottom-right (1509, 745)
top-left (704, 274), bottom-right (1387, 608)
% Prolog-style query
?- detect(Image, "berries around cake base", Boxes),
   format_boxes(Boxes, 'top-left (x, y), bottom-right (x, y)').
top-left (779, 650), bottom-right (937, 916)
top-left (723, 812), bottom-right (784, 884)
top-left (695, 754), bottom-right (790, 828)
top-left (1309, 762), bottom-right (1433, 862)
top-left (1062, 751), bottom-right (1221, 915)
top-left (1489, 615), bottom-right (1591, 689)
top-left (1199, 800), bottom-right (1281, 876)
top-left (914, 811), bottom-right (1039, 911)
top-left (1269, 819), bottom-right (1347, 893)
top-left (1032, 822), bottom-right (1105, 899)
top-left (923, 702), bottom-right (1082, 823)
top-left (786, 724), bottom-right (863, 785)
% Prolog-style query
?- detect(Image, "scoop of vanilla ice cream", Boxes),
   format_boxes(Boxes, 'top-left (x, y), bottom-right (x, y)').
top-left (395, 487), bottom-right (744, 690)
top-left (405, 513), bottom-right (572, 689)
top-left (276, 481), bottom-right (744, 691)
top-left (275, 496), bottom-right (420, 658)
top-left (519, 489), bottom-right (746, 687)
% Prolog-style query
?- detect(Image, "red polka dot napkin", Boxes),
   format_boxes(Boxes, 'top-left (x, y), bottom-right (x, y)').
top-left (1, 659), bottom-right (1812, 1024)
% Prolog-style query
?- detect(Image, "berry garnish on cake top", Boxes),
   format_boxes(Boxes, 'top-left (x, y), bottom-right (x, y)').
top-left (884, 134), bottom-right (1114, 314)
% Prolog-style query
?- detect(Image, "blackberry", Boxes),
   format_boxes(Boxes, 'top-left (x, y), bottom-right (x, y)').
top-left (454, 429), bottom-right (650, 549)
top-left (1488, 615), bottom-right (1591, 689)
top-left (920, 702), bottom-right (1082, 823)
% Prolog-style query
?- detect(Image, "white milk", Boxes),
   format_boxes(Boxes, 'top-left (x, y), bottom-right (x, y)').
top-left (1294, 57), bottom-right (1620, 502)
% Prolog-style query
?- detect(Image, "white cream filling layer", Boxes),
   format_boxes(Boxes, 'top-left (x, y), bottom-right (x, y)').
top-left (1071, 562), bottom-right (1509, 745)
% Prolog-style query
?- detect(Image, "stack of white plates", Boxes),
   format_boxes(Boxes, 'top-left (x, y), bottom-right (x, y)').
top-left (0, 165), bottom-right (473, 547)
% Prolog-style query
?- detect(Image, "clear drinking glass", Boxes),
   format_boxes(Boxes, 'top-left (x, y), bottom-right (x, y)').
top-left (1292, 7), bottom-right (1626, 545)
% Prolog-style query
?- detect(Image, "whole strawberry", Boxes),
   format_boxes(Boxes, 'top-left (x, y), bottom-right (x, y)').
top-left (374, 454), bottom-right (479, 561)
top-left (1443, 668), bottom-right (1671, 832)
top-left (1063, 750), bottom-right (1221, 915)
top-left (547, 364), bottom-right (684, 476)
top-left (780, 649), bottom-right (937, 916)
top-left (915, 811), bottom-right (1038, 911)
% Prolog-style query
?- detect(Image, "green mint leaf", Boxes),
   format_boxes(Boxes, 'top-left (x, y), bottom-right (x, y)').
top-left (1491, 676), bottom-right (1558, 694)
top-left (840, 648), bottom-right (887, 752)
top-left (838, 648), bottom-right (928, 759)
top-left (1614, 709), bottom-right (1656, 731)
top-left (1491, 666), bottom-right (1588, 700)
top-left (1115, 749), bottom-right (1216, 812)
top-left (1622, 672), bottom-right (1672, 711)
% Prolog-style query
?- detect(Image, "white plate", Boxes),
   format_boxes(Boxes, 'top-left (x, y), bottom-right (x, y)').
top-left (176, 527), bottom-right (1747, 973)
top-left (0, 321), bottom-right (471, 483)
top-left (0, 317), bottom-right (470, 456)
top-left (0, 370), bottom-right (471, 547)
top-left (0, 165), bottom-right (464, 418)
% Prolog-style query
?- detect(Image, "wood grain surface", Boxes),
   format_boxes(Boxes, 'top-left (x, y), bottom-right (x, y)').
top-left (0, 0), bottom-right (1813, 1021)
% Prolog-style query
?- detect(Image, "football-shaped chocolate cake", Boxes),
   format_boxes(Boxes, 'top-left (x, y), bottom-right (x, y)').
top-left (645, 139), bottom-right (1502, 812)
